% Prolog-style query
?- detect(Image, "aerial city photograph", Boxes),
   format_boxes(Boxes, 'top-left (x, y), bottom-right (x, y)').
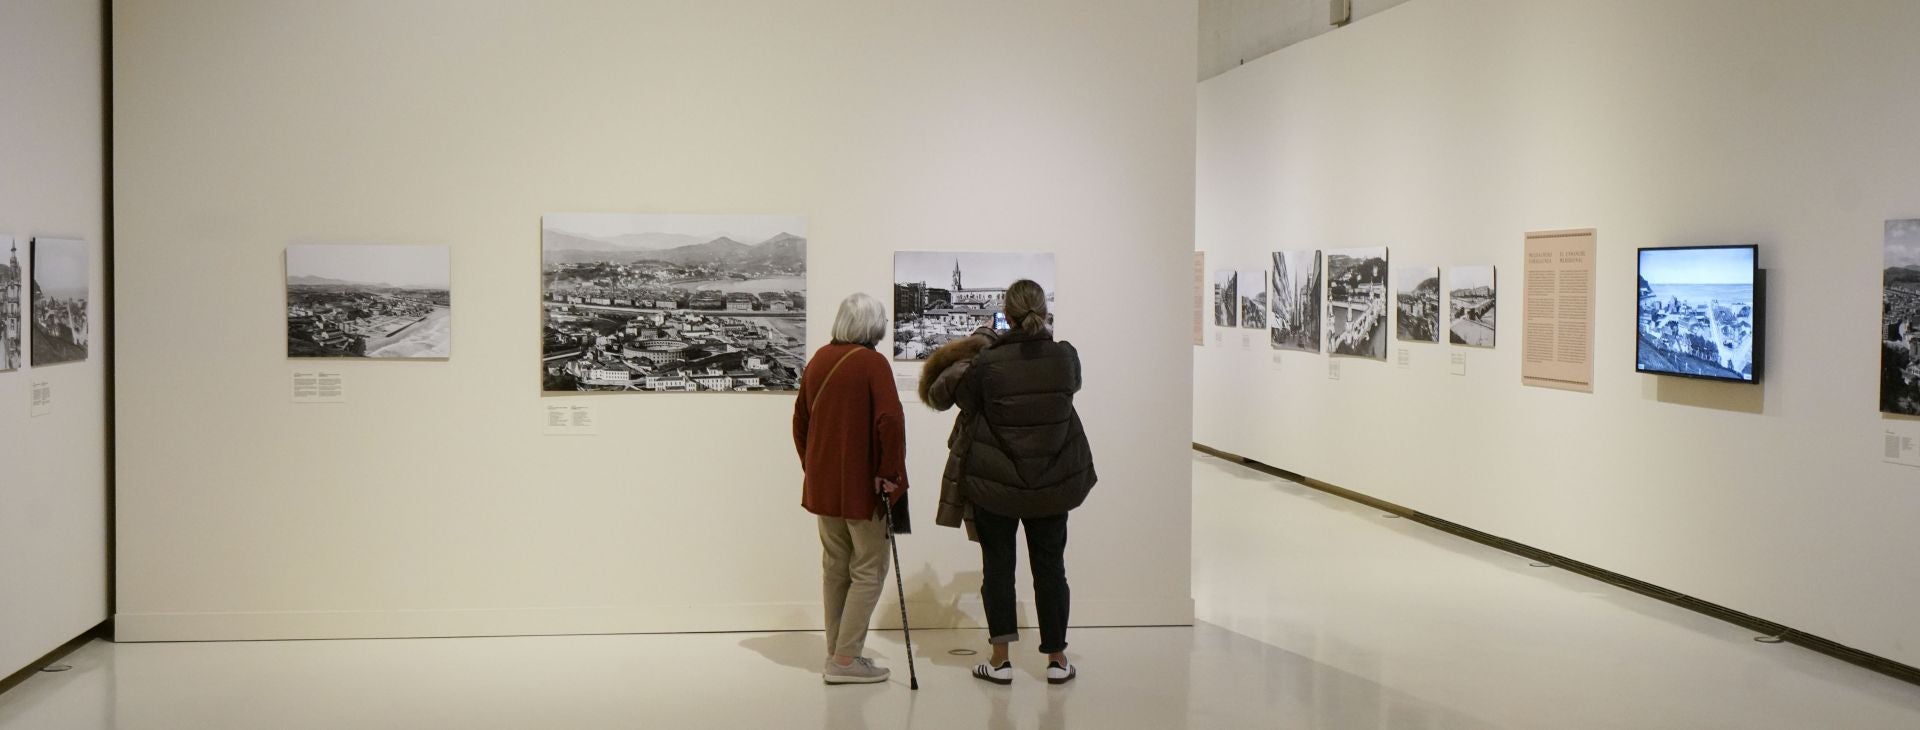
top-left (286, 244), bottom-right (452, 359)
top-left (541, 214), bottom-right (807, 392)
top-left (1884, 220), bottom-right (1920, 414)
top-left (1635, 246), bottom-right (1758, 382)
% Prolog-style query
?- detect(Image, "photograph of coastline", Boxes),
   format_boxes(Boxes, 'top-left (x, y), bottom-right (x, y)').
top-left (287, 244), bottom-right (451, 359)
top-left (1214, 269), bottom-right (1238, 328)
top-left (1636, 246), bottom-right (1758, 382)
top-left (1394, 265), bottom-right (1440, 343)
top-left (1447, 265), bottom-right (1496, 348)
top-left (1883, 220), bottom-right (1920, 414)
top-left (1326, 248), bottom-right (1387, 359)
top-left (30, 237), bottom-right (88, 367)
top-left (1269, 250), bottom-right (1321, 352)
top-left (893, 251), bottom-right (1055, 360)
top-left (1, 236), bottom-right (20, 372)
top-left (1239, 268), bottom-right (1267, 329)
top-left (542, 213), bottom-right (807, 392)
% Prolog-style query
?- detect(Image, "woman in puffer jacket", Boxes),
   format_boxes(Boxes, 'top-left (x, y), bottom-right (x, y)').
top-left (919, 279), bottom-right (1094, 687)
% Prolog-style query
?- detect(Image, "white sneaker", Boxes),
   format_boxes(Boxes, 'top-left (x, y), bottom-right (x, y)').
top-left (824, 657), bottom-right (890, 685)
top-left (1046, 660), bottom-right (1076, 685)
top-left (972, 661), bottom-right (1012, 685)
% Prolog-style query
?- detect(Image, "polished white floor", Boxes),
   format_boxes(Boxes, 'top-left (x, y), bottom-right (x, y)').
top-left (3, 452), bottom-right (1917, 729)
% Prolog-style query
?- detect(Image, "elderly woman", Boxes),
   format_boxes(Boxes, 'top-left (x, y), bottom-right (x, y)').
top-left (922, 279), bottom-right (1094, 686)
top-left (793, 292), bottom-right (908, 685)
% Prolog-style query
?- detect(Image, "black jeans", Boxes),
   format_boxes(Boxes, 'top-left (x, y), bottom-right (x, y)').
top-left (975, 506), bottom-right (1070, 654)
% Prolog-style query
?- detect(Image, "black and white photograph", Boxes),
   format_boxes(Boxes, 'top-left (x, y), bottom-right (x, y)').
top-left (1394, 265), bottom-right (1441, 343)
top-left (287, 244), bottom-right (451, 359)
top-left (1326, 247), bottom-right (1388, 359)
top-left (1, 236), bottom-right (21, 372)
top-left (30, 237), bottom-right (88, 367)
top-left (1238, 268), bottom-right (1267, 329)
top-left (1269, 250), bottom-right (1322, 352)
top-left (893, 251), bottom-right (1055, 360)
top-left (1447, 265), bottom-right (1496, 348)
top-left (1213, 269), bottom-right (1238, 328)
top-left (542, 213), bottom-right (807, 392)
top-left (1636, 245), bottom-right (1759, 383)
top-left (1884, 220), bottom-right (1920, 414)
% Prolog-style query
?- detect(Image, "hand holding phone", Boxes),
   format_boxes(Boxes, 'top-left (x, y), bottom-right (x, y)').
top-left (992, 312), bottom-right (1009, 331)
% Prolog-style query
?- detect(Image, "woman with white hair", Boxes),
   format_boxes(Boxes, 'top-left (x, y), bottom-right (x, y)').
top-left (792, 292), bottom-right (910, 685)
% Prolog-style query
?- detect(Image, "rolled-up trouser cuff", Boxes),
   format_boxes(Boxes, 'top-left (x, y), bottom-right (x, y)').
top-left (1038, 641), bottom-right (1068, 654)
top-left (988, 632), bottom-right (1019, 645)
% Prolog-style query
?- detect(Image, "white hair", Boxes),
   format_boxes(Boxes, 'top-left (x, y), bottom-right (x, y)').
top-left (831, 293), bottom-right (888, 347)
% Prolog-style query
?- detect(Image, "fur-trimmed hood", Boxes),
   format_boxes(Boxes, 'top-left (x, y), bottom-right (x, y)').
top-left (918, 331), bottom-right (993, 409)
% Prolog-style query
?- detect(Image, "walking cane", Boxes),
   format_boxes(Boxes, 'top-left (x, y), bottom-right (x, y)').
top-left (879, 489), bottom-right (921, 690)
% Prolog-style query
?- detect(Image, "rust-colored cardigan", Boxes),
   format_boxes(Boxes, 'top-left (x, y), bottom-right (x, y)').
top-left (793, 343), bottom-right (908, 521)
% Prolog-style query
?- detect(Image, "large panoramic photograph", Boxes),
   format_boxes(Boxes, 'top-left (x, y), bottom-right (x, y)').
top-left (893, 251), bottom-right (1055, 361)
top-left (287, 244), bottom-right (451, 359)
top-left (541, 214), bottom-right (807, 393)
top-left (1885, 220), bottom-right (1920, 414)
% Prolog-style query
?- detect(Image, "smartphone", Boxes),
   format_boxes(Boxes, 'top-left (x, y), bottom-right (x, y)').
top-left (992, 312), bottom-right (1009, 331)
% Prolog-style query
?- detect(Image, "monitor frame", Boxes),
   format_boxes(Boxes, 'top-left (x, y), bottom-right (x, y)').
top-left (1633, 244), bottom-right (1765, 384)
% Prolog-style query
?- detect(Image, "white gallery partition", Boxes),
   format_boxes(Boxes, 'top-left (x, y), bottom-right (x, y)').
top-left (112, 0), bottom-right (1196, 641)
top-left (0, 1), bottom-right (108, 677)
top-left (1195, 0), bottom-right (1920, 667)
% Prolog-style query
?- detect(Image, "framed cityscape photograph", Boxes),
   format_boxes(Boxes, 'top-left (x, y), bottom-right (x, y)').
top-left (893, 251), bottom-right (1056, 361)
top-left (1884, 220), bottom-right (1920, 414)
top-left (30, 237), bottom-right (89, 367)
top-left (0, 236), bottom-right (20, 372)
top-left (541, 213), bottom-right (807, 392)
top-left (1269, 250), bottom-right (1322, 352)
top-left (1394, 265), bottom-right (1440, 343)
top-left (287, 244), bottom-right (451, 359)
top-left (1326, 247), bottom-right (1388, 360)
top-left (1447, 265), bottom-right (1496, 348)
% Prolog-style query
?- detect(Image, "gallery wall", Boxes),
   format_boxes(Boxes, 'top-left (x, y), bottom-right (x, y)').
top-left (0, 0), bottom-right (108, 677)
top-left (113, 0), bottom-right (1197, 640)
top-left (1194, 0), bottom-right (1920, 667)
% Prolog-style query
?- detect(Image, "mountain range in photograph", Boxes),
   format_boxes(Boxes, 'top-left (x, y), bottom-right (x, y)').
top-left (541, 214), bottom-right (808, 393)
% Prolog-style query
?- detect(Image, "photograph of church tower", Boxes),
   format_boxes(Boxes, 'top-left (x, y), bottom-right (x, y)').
top-left (1, 237), bottom-right (21, 372)
top-left (892, 251), bottom-right (1056, 360)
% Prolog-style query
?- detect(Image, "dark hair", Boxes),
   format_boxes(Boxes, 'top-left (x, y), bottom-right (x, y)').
top-left (1004, 279), bottom-right (1049, 336)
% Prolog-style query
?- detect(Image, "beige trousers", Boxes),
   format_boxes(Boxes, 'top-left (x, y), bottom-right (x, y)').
top-left (818, 515), bottom-right (892, 658)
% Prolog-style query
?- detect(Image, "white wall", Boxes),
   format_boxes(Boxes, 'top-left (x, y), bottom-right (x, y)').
top-left (1196, 0), bottom-right (1920, 667)
top-left (0, 1), bottom-right (108, 677)
top-left (113, 0), bottom-right (1195, 641)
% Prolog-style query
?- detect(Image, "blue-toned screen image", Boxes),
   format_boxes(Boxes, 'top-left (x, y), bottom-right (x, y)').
top-left (1635, 246), bottom-right (1758, 382)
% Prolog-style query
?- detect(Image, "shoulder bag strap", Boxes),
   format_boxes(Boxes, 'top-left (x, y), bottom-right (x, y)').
top-left (807, 348), bottom-right (861, 411)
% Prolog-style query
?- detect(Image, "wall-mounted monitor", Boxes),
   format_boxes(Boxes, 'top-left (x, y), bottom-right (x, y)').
top-left (1635, 244), bottom-right (1763, 383)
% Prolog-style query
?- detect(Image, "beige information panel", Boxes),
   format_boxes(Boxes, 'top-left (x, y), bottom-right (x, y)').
top-left (1193, 251), bottom-right (1206, 345)
top-left (1521, 229), bottom-right (1596, 392)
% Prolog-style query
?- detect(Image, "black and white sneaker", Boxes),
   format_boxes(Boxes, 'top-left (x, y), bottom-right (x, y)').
top-left (1046, 660), bottom-right (1076, 685)
top-left (972, 661), bottom-right (1012, 685)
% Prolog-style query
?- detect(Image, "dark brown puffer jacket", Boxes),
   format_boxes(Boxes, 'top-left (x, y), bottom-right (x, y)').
top-left (920, 329), bottom-right (995, 535)
top-left (952, 330), bottom-right (1095, 518)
